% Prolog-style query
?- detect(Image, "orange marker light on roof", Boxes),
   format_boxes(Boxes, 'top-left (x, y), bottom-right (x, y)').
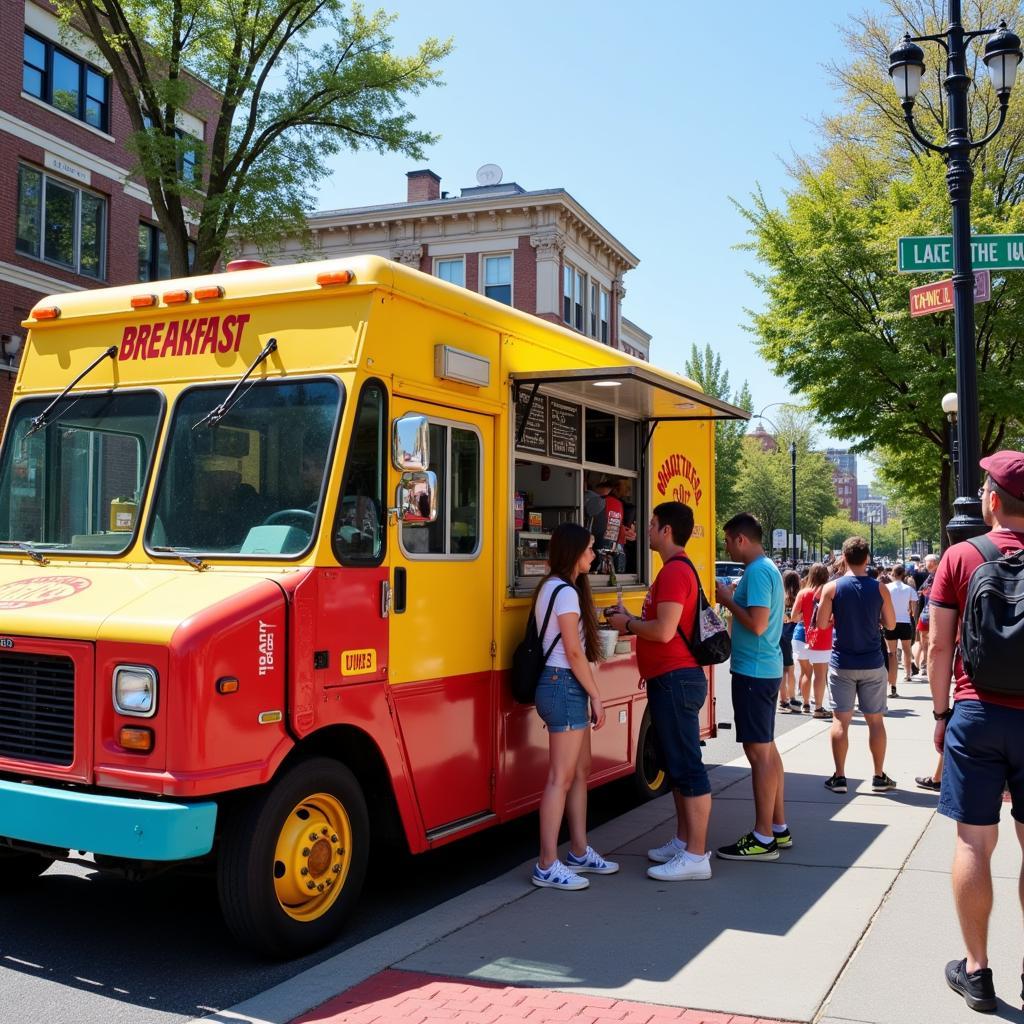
top-left (31, 305), bottom-right (60, 320)
top-left (316, 270), bottom-right (355, 286)
top-left (162, 289), bottom-right (191, 305)
top-left (194, 285), bottom-right (224, 301)
top-left (131, 294), bottom-right (157, 309)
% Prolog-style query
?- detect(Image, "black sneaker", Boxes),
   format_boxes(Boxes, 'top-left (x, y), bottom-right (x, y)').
top-left (872, 773), bottom-right (897, 792)
top-left (890, 687), bottom-right (900, 698)
top-left (773, 828), bottom-right (793, 849)
top-left (915, 775), bottom-right (941, 792)
top-left (824, 773), bottom-right (848, 794)
top-left (945, 958), bottom-right (996, 1012)
top-left (715, 832), bottom-right (779, 861)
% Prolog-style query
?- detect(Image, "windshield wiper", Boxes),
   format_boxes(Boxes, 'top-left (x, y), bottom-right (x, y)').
top-left (25, 346), bottom-right (118, 439)
top-left (192, 338), bottom-right (278, 431)
top-left (151, 546), bottom-right (209, 571)
top-left (16, 542), bottom-right (50, 566)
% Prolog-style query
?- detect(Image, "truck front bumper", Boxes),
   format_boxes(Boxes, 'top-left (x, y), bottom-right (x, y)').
top-left (0, 779), bottom-right (217, 861)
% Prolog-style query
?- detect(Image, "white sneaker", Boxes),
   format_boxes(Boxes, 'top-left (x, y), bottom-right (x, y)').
top-left (565, 846), bottom-right (619, 874)
top-left (647, 837), bottom-right (686, 863)
top-left (532, 859), bottom-right (589, 890)
top-left (647, 852), bottom-right (712, 881)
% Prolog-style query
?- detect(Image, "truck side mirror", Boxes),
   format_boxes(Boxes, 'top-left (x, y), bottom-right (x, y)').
top-left (392, 414), bottom-right (430, 472)
top-left (397, 471), bottom-right (438, 524)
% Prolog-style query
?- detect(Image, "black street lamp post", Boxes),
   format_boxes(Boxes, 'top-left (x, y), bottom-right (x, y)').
top-left (889, 5), bottom-right (1022, 545)
top-left (901, 524), bottom-right (908, 561)
top-left (790, 441), bottom-right (798, 567)
top-left (868, 512), bottom-right (878, 563)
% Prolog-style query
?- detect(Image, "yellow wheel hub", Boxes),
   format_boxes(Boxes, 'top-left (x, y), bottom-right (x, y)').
top-left (647, 768), bottom-right (666, 792)
top-left (273, 791), bottom-right (352, 922)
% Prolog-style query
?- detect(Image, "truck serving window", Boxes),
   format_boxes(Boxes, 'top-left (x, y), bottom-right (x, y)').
top-left (0, 390), bottom-right (161, 556)
top-left (147, 378), bottom-right (341, 558)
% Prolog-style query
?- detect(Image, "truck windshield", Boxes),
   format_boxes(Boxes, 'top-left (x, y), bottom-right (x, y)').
top-left (0, 390), bottom-right (161, 555)
top-left (147, 378), bottom-right (341, 558)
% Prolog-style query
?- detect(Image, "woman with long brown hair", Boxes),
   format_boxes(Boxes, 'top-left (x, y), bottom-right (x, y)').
top-left (793, 563), bottom-right (833, 718)
top-left (530, 522), bottom-right (617, 890)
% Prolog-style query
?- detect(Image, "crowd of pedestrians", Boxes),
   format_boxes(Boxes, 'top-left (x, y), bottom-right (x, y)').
top-left (526, 450), bottom-right (1024, 1015)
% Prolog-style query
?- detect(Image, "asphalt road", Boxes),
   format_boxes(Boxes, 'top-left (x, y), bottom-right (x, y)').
top-left (0, 664), bottom-right (807, 1024)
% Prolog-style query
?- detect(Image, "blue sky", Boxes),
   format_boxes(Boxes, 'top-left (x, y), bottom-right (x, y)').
top-left (316, 1), bottom-right (893, 481)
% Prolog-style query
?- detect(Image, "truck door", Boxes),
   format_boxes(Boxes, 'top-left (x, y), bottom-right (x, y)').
top-left (388, 400), bottom-right (495, 835)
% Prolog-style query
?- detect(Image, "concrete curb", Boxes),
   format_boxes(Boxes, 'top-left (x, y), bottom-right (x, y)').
top-left (198, 716), bottom-right (829, 1024)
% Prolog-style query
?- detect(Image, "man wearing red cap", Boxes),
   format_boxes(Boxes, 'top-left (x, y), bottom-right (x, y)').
top-left (929, 450), bottom-right (1024, 1012)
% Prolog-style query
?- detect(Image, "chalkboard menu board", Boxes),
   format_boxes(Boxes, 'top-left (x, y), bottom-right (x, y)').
top-left (548, 398), bottom-right (582, 462)
top-left (515, 389), bottom-right (547, 455)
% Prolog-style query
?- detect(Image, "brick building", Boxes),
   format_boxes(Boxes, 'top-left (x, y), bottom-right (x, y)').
top-left (242, 166), bottom-right (650, 360)
top-left (825, 448), bottom-right (859, 519)
top-left (1, 0), bottom-right (216, 425)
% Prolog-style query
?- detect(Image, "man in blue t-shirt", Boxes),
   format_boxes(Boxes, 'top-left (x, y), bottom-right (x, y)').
top-left (714, 512), bottom-right (788, 861)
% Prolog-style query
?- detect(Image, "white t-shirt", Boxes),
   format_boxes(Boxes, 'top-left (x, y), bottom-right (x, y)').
top-left (886, 580), bottom-right (917, 624)
top-left (534, 577), bottom-right (583, 670)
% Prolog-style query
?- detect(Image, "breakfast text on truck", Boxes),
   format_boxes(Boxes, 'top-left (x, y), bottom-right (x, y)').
top-left (0, 255), bottom-right (747, 957)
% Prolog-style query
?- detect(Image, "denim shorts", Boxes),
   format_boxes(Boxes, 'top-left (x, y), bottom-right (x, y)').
top-left (646, 667), bottom-right (710, 797)
top-left (535, 666), bottom-right (591, 732)
top-left (732, 672), bottom-right (782, 744)
top-left (939, 700), bottom-right (1024, 826)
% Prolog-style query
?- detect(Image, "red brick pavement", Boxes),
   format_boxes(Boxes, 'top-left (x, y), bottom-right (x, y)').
top-left (291, 969), bottom-right (795, 1024)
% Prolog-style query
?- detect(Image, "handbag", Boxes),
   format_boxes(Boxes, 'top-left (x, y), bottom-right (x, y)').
top-left (510, 583), bottom-right (571, 703)
top-left (666, 556), bottom-right (731, 666)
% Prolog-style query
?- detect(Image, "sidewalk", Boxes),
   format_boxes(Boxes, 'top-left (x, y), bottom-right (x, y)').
top-left (204, 676), bottom-right (1024, 1024)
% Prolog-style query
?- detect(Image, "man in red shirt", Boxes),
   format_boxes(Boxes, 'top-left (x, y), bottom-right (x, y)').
top-left (930, 450), bottom-right (1024, 1013)
top-left (607, 501), bottom-right (710, 882)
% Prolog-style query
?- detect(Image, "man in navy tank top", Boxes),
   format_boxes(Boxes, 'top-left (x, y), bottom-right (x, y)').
top-left (815, 536), bottom-right (897, 795)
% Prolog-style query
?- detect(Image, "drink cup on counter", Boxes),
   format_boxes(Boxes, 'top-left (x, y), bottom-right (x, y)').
top-left (597, 628), bottom-right (619, 660)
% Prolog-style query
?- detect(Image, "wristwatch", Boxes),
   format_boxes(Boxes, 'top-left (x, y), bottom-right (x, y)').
top-left (932, 708), bottom-right (953, 722)
top-left (625, 618), bottom-right (634, 635)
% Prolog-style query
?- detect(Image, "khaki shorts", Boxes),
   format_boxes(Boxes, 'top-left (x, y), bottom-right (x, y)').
top-left (827, 667), bottom-right (888, 715)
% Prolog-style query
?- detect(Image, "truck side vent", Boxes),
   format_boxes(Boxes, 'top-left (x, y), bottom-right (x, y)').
top-left (0, 653), bottom-right (75, 766)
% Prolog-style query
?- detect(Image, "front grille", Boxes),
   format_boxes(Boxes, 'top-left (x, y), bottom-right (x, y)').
top-left (0, 652), bottom-right (75, 766)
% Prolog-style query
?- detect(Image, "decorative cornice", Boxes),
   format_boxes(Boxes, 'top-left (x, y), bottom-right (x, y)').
top-left (530, 231), bottom-right (566, 260)
top-left (391, 244), bottom-right (423, 266)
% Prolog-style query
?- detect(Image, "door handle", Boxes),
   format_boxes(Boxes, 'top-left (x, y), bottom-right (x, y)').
top-left (380, 580), bottom-right (391, 618)
top-left (394, 567), bottom-right (407, 613)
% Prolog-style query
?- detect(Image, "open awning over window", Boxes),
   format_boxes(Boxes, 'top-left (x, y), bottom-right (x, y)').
top-left (510, 365), bottom-right (751, 422)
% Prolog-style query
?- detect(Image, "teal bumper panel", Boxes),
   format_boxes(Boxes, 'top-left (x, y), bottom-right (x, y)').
top-left (0, 780), bottom-right (217, 861)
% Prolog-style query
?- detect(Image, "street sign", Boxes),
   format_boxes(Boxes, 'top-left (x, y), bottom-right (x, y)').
top-left (898, 234), bottom-right (1024, 272)
top-left (772, 528), bottom-right (787, 550)
top-left (909, 270), bottom-right (991, 317)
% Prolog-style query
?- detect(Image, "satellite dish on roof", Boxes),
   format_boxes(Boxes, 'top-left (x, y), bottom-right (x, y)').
top-left (476, 163), bottom-right (503, 186)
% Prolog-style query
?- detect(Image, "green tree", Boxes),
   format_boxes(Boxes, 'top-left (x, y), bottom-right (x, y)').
top-left (58, 0), bottom-right (452, 274)
top-left (738, 0), bottom-right (1024, 546)
top-left (682, 343), bottom-right (753, 538)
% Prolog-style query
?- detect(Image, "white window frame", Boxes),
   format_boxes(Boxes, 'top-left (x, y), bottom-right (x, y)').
top-left (563, 263), bottom-right (573, 324)
top-left (600, 288), bottom-right (609, 343)
top-left (574, 268), bottom-right (585, 332)
top-left (399, 415), bottom-right (484, 562)
top-left (434, 256), bottom-right (465, 287)
top-left (481, 252), bottom-right (513, 305)
top-left (589, 281), bottom-right (598, 338)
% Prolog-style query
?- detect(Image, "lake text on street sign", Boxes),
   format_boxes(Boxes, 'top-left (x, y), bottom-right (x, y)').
top-left (899, 234), bottom-right (1024, 272)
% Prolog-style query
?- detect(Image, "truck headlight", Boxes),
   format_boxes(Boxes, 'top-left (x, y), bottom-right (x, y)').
top-left (113, 665), bottom-right (158, 717)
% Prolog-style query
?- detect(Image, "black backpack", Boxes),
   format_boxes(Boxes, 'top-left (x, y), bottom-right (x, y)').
top-left (665, 556), bottom-right (731, 666)
top-left (960, 536), bottom-right (1024, 695)
top-left (510, 583), bottom-right (571, 703)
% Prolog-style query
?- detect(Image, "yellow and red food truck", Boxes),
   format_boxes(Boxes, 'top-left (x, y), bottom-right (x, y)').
top-left (0, 256), bottom-right (746, 955)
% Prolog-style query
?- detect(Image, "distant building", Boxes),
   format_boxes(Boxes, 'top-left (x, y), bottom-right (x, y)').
top-left (749, 424), bottom-right (778, 452)
top-left (833, 469), bottom-right (858, 520)
top-left (825, 448), bottom-right (857, 478)
top-left (858, 496), bottom-right (889, 525)
top-left (244, 166), bottom-right (649, 359)
top-left (858, 483), bottom-right (870, 502)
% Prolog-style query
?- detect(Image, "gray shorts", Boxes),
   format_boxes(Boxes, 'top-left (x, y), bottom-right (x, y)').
top-left (827, 667), bottom-right (888, 715)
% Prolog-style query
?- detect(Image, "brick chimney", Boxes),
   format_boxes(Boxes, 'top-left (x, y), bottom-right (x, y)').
top-left (407, 169), bottom-right (441, 203)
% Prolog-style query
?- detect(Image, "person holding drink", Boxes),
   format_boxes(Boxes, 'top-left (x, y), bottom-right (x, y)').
top-left (531, 522), bottom-right (619, 890)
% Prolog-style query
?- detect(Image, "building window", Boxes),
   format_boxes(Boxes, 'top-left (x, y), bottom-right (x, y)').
top-left (138, 223), bottom-right (196, 281)
top-left (16, 165), bottom-right (105, 279)
top-left (589, 282), bottom-right (598, 337)
top-left (141, 114), bottom-right (202, 184)
top-left (483, 255), bottom-right (512, 305)
top-left (600, 289), bottom-right (609, 343)
top-left (435, 257), bottom-right (465, 287)
top-left (563, 264), bottom-right (573, 323)
top-left (22, 31), bottom-right (109, 132)
top-left (574, 269), bottom-right (585, 331)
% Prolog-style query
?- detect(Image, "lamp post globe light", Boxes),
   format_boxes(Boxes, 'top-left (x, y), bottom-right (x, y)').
top-left (889, 6), bottom-right (1022, 545)
top-left (942, 390), bottom-right (960, 493)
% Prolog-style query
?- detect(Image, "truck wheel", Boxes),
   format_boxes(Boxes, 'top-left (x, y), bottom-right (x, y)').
top-left (0, 848), bottom-right (54, 884)
top-left (634, 712), bottom-right (671, 801)
top-left (217, 757), bottom-right (369, 957)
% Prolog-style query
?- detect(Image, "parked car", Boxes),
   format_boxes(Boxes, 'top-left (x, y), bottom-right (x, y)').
top-left (715, 560), bottom-right (745, 588)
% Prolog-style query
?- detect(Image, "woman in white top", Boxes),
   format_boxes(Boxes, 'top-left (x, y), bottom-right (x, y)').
top-left (884, 564), bottom-right (918, 696)
top-left (530, 522), bottom-right (618, 891)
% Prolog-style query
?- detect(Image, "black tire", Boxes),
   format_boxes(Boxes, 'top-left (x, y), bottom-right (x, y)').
top-left (0, 847), bottom-right (55, 884)
top-left (633, 711), bottom-right (671, 801)
top-left (216, 757), bottom-right (370, 958)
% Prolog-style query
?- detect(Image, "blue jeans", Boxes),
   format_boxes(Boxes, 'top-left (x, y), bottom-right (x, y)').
top-left (535, 666), bottom-right (591, 732)
top-left (646, 667), bottom-right (710, 797)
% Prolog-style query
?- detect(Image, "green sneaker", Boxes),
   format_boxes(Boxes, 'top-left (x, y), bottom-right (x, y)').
top-left (715, 831), bottom-right (780, 861)
top-left (773, 828), bottom-right (793, 849)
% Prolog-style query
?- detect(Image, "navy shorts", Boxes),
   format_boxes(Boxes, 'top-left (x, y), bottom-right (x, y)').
top-left (646, 667), bottom-right (710, 797)
top-left (938, 699), bottom-right (1024, 826)
top-left (535, 666), bottom-right (590, 732)
top-left (732, 672), bottom-right (782, 744)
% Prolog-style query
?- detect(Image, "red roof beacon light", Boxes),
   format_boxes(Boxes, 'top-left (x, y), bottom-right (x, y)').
top-left (226, 259), bottom-right (270, 272)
